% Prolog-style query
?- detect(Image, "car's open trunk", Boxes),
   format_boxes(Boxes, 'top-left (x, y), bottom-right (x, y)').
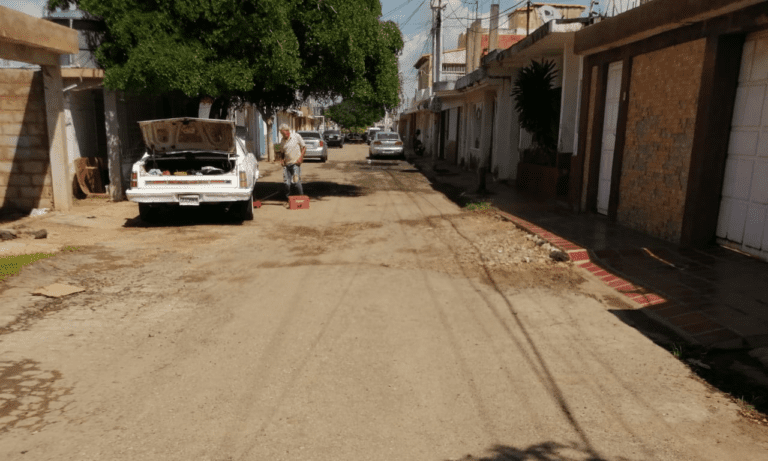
top-left (142, 153), bottom-right (236, 176)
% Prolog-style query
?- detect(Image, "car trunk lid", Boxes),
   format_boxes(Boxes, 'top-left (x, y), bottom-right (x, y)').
top-left (139, 118), bottom-right (236, 154)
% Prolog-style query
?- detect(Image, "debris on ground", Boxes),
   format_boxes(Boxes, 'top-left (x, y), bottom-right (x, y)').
top-left (28, 229), bottom-right (48, 239)
top-left (550, 250), bottom-right (569, 262)
top-left (31, 283), bottom-right (85, 298)
top-left (0, 229), bottom-right (17, 241)
top-left (29, 208), bottom-right (49, 217)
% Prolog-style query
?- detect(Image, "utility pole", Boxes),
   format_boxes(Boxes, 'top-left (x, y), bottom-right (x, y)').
top-left (526, 0), bottom-right (530, 36)
top-left (431, 0), bottom-right (443, 87)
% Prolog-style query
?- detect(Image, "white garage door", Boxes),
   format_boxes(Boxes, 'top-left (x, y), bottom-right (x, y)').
top-left (597, 61), bottom-right (623, 215)
top-left (717, 30), bottom-right (768, 260)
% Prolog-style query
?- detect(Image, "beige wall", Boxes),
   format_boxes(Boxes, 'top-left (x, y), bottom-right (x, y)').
top-left (508, 5), bottom-right (585, 34)
top-left (0, 69), bottom-right (54, 211)
top-left (617, 38), bottom-right (706, 242)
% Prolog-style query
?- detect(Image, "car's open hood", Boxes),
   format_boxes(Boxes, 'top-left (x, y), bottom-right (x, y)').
top-left (139, 118), bottom-right (236, 154)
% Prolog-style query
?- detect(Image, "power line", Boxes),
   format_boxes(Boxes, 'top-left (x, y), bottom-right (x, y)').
top-left (400, 0), bottom-right (428, 27)
top-left (382, 0), bottom-right (416, 18)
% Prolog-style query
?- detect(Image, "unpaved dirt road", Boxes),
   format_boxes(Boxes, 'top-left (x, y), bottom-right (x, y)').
top-left (1, 144), bottom-right (767, 461)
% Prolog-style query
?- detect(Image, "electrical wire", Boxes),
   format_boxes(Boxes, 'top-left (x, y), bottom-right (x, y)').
top-left (381, 0), bottom-right (416, 18)
top-left (400, 0), bottom-right (428, 27)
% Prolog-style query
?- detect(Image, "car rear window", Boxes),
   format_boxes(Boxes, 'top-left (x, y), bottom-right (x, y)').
top-left (377, 133), bottom-right (400, 140)
top-left (298, 132), bottom-right (321, 139)
top-left (325, 131), bottom-right (340, 135)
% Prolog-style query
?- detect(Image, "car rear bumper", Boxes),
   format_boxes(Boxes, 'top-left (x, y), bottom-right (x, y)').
top-left (370, 148), bottom-right (404, 156)
top-left (305, 148), bottom-right (326, 158)
top-left (126, 188), bottom-right (253, 203)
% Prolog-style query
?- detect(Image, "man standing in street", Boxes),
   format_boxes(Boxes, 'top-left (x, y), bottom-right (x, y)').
top-left (279, 124), bottom-right (306, 198)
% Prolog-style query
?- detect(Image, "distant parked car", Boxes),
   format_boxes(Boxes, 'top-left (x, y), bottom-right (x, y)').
top-left (368, 132), bottom-right (404, 159)
top-left (297, 131), bottom-right (328, 162)
top-left (126, 117), bottom-right (259, 222)
top-left (346, 132), bottom-right (363, 143)
top-left (364, 127), bottom-right (382, 144)
top-left (323, 130), bottom-right (344, 148)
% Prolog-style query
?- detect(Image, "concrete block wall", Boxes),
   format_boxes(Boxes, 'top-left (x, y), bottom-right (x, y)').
top-left (617, 38), bottom-right (706, 242)
top-left (0, 69), bottom-right (53, 211)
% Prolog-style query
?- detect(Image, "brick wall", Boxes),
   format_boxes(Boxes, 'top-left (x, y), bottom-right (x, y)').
top-left (617, 39), bottom-right (706, 242)
top-left (0, 69), bottom-right (53, 211)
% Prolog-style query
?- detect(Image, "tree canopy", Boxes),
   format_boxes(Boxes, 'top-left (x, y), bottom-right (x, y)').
top-left (48, 0), bottom-right (403, 118)
top-left (324, 98), bottom-right (384, 131)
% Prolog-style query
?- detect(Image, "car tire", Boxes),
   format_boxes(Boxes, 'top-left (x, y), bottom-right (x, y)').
top-left (238, 196), bottom-right (254, 221)
top-left (138, 203), bottom-right (159, 223)
top-left (321, 156), bottom-right (328, 162)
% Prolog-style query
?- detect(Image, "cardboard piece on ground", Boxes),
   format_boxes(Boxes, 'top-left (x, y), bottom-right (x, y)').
top-left (32, 283), bottom-right (85, 298)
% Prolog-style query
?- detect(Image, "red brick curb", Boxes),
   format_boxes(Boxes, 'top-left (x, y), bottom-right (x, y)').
top-left (494, 210), bottom-right (740, 348)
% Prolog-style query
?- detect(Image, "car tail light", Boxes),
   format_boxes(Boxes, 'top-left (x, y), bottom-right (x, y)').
top-left (239, 170), bottom-right (247, 188)
top-left (131, 172), bottom-right (137, 188)
top-left (319, 141), bottom-right (324, 147)
top-left (395, 141), bottom-right (403, 146)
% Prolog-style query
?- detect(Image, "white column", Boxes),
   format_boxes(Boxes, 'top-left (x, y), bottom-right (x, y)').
top-left (42, 64), bottom-right (72, 211)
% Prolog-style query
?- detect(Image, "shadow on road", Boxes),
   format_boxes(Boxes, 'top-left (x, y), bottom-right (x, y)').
top-left (610, 306), bottom-right (768, 419)
top-left (123, 205), bottom-right (244, 228)
top-left (253, 180), bottom-right (365, 200)
top-left (447, 442), bottom-right (615, 461)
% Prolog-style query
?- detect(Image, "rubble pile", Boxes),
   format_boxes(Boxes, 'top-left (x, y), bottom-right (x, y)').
top-left (458, 223), bottom-right (570, 267)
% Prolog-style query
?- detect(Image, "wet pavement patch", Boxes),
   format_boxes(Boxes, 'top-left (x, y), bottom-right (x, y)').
top-left (0, 359), bottom-right (72, 433)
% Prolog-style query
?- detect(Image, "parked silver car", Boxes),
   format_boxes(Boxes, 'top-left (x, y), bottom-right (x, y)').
top-left (368, 132), bottom-right (404, 158)
top-left (126, 118), bottom-right (259, 222)
top-left (298, 131), bottom-right (328, 162)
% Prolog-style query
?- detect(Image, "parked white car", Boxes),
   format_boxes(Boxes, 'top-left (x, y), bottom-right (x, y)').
top-left (297, 130), bottom-right (328, 162)
top-left (368, 131), bottom-right (404, 158)
top-left (126, 118), bottom-right (259, 222)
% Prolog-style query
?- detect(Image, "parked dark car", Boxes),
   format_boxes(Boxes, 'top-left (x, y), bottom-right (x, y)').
top-left (346, 132), bottom-right (363, 143)
top-left (323, 130), bottom-right (344, 147)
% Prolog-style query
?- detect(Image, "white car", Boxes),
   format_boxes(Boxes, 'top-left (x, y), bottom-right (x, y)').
top-left (126, 118), bottom-right (259, 222)
top-left (368, 132), bottom-right (404, 158)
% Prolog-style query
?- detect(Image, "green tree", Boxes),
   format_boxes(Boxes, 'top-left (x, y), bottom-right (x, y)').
top-left (48, 0), bottom-right (403, 161)
top-left (324, 98), bottom-right (384, 131)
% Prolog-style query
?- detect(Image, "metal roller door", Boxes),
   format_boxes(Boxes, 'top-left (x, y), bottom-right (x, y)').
top-left (717, 30), bottom-right (768, 260)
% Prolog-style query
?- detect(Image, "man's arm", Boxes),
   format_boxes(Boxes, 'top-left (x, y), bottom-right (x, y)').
top-left (297, 136), bottom-right (306, 165)
top-left (298, 146), bottom-right (306, 165)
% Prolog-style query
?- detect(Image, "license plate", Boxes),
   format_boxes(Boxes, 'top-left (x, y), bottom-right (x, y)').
top-left (179, 195), bottom-right (200, 206)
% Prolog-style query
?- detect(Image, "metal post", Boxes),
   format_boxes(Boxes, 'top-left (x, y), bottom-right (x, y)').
top-left (526, 0), bottom-right (531, 36)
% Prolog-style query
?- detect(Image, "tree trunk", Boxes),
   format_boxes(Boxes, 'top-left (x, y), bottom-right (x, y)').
top-left (265, 117), bottom-right (275, 162)
top-left (209, 97), bottom-right (229, 120)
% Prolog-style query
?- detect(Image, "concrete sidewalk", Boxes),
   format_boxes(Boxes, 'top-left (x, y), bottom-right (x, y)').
top-left (409, 153), bottom-right (768, 369)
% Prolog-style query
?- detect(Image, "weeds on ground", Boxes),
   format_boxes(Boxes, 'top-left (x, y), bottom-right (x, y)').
top-left (0, 247), bottom-right (80, 281)
top-left (0, 253), bottom-right (55, 281)
top-left (464, 201), bottom-right (494, 212)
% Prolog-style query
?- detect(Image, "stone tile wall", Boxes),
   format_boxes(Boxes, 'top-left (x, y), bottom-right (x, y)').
top-left (618, 39), bottom-right (706, 242)
top-left (0, 69), bottom-right (53, 211)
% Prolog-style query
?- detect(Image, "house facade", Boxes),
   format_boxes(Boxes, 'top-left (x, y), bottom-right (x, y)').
top-left (568, 0), bottom-right (768, 260)
top-left (399, 2), bottom-right (585, 190)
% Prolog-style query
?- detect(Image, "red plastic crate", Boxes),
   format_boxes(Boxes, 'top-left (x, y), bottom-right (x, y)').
top-left (289, 195), bottom-right (310, 210)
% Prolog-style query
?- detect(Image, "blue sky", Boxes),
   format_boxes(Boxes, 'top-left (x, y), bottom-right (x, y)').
top-left (2, 0), bottom-right (595, 105)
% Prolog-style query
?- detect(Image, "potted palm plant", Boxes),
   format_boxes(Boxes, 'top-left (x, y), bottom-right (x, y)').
top-left (512, 59), bottom-right (561, 197)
